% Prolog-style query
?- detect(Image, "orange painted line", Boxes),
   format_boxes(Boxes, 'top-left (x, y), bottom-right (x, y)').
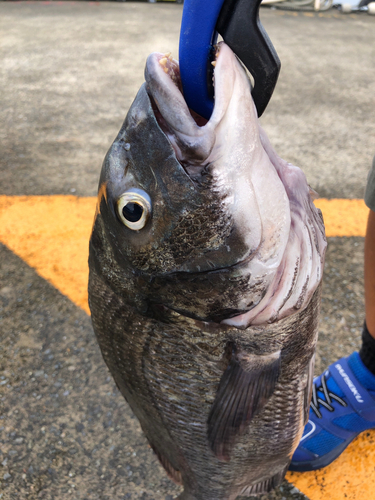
top-left (0, 194), bottom-right (372, 499)
top-left (0, 195), bottom-right (96, 315)
top-left (286, 430), bottom-right (375, 500)
top-left (314, 198), bottom-right (368, 237)
top-left (0, 196), bottom-right (369, 314)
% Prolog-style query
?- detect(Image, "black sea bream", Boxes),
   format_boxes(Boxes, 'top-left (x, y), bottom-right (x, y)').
top-left (88, 43), bottom-right (326, 499)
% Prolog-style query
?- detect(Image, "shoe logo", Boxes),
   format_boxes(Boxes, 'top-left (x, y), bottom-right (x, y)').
top-left (300, 420), bottom-right (316, 442)
top-left (335, 363), bottom-right (364, 403)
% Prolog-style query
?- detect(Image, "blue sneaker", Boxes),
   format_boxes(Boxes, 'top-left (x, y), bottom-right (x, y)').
top-left (289, 352), bottom-right (375, 472)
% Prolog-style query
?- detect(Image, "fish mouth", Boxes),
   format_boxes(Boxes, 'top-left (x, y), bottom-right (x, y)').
top-left (144, 42), bottom-right (244, 167)
top-left (148, 51), bottom-right (209, 127)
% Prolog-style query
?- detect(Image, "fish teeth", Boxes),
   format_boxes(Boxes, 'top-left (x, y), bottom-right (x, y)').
top-left (159, 53), bottom-right (175, 77)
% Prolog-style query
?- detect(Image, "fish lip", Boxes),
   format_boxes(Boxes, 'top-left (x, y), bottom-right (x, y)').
top-left (145, 51), bottom-right (208, 127)
top-left (144, 42), bottom-right (236, 165)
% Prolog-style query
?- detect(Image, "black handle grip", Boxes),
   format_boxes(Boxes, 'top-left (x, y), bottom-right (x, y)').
top-left (216, 0), bottom-right (281, 117)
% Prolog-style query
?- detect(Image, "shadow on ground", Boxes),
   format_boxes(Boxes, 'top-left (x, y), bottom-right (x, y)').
top-left (0, 237), bottom-right (365, 499)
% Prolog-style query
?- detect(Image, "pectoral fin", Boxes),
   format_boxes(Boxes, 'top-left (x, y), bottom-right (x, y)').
top-left (207, 347), bottom-right (281, 461)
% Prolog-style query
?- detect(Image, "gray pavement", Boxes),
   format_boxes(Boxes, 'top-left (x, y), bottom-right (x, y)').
top-left (1, 2), bottom-right (374, 199)
top-left (0, 2), bottom-right (374, 500)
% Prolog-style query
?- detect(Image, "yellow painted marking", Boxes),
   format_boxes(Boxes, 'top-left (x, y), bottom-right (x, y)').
top-left (0, 196), bottom-right (369, 315)
top-left (314, 198), bottom-right (368, 237)
top-left (286, 430), bottom-right (375, 499)
top-left (0, 195), bottom-right (96, 314)
top-left (303, 12), bottom-right (315, 17)
top-left (0, 195), bottom-right (372, 498)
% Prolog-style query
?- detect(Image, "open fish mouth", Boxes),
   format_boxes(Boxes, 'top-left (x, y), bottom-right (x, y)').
top-left (149, 51), bottom-right (209, 125)
top-left (145, 42), bottom-right (248, 166)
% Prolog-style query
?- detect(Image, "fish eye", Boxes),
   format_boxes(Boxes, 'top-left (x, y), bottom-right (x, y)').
top-left (116, 189), bottom-right (152, 230)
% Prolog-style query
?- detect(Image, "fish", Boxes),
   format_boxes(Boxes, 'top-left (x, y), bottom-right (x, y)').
top-left (88, 42), bottom-right (327, 499)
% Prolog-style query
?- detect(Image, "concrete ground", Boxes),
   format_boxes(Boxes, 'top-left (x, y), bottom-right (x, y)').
top-left (0, 2), bottom-right (374, 500)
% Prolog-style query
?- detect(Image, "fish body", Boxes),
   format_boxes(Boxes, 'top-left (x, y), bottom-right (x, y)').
top-left (88, 44), bottom-right (326, 499)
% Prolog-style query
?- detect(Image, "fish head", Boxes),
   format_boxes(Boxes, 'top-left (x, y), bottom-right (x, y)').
top-left (96, 43), bottom-right (288, 275)
top-left (92, 43), bottom-right (326, 326)
top-left (96, 82), bottom-right (213, 275)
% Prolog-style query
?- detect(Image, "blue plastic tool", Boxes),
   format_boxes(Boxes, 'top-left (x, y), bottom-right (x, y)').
top-left (179, 0), bottom-right (281, 120)
top-left (179, 0), bottom-right (226, 120)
